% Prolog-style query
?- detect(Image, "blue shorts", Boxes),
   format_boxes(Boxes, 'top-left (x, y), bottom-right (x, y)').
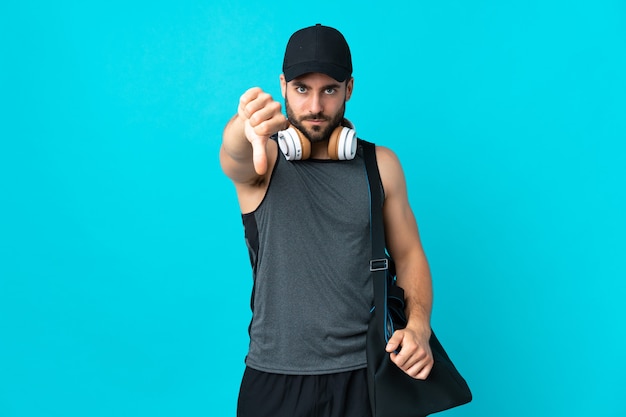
top-left (237, 367), bottom-right (372, 417)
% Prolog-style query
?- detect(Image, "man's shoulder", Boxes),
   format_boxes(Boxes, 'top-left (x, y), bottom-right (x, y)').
top-left (373, 144), bottom-right (400, 167)
top-left (372, 144), bottom-right (405, 199)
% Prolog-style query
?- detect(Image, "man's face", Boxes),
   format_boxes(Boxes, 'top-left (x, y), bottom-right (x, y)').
top-left (281, 72), bottom-right (354, 144)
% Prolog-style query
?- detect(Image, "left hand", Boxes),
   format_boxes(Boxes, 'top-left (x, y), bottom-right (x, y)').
top-left (386, 327), bottom-right (434, 380)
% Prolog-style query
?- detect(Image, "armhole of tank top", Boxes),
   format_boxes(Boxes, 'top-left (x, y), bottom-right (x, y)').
top-left (241, 138), bottom-right (283, 218)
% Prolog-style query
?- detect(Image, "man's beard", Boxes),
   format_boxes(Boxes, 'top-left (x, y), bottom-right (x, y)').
top-left (285, 98), bottom-right (345, 144)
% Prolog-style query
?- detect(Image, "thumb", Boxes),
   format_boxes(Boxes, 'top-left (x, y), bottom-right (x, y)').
top-left (386, 330), bottom-right (404, 353)
top-left (250, 136), bottom-right (268, 175)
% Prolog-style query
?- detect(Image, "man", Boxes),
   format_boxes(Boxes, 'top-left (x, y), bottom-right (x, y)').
top-left (220, 24), bottom-right (434, 417)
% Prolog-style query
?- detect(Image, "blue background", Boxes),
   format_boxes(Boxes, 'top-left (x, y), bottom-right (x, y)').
top-left (2, 1), bottom-right (625, 416)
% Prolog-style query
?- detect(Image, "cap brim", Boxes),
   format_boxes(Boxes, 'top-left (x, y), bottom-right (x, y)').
top-left (284, 62), bottom-right (350, 82)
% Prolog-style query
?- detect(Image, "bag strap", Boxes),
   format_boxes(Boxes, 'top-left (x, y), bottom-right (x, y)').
top-left (361, 140), bottom-right (391, 343)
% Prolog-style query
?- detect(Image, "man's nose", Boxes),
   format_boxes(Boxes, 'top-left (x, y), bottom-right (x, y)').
top-left (309, 93), bottom-right (323, 115)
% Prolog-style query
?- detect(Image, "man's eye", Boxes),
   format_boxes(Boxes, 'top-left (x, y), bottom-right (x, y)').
top-left (325, 88), bottom-right (336, 94)
top-left (296, 86), bottom-right (307, 93)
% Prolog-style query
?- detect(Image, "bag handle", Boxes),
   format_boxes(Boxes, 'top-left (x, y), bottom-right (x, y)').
top-left (361, 140), bottom-right (392, 344)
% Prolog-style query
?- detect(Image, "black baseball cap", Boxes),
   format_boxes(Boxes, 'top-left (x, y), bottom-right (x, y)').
top-left (282, 24), bottom-right (353, 82)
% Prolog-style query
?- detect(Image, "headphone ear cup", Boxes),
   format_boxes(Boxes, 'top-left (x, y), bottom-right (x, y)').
top-left (278, 126), bottom-right (311, 160)
top-left (328, 126), bottom-right (357, 160)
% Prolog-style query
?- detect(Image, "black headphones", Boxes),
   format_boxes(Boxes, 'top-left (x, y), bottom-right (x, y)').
top-left (277, 123), bottom-right (357, 161)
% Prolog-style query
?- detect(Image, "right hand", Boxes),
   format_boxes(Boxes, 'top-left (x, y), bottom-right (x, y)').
top-left (238, 87), bottom-right (289, 175)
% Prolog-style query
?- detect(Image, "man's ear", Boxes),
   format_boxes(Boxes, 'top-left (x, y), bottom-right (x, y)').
top-left (345, 77), bottom-right (354, 102)
top-left (280, 74), bottom-right (287, 98)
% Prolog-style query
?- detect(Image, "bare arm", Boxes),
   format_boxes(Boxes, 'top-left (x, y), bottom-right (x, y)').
top-left (220, 87), bottom-right (288, 212)
top-left (220, 87), bottom-right (288, 184)
top-left (377, 145), bottom-right (434, 380)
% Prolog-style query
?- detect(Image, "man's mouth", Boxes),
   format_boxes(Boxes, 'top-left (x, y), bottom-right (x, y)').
top-left (304, 117), bottom-right (328, 124)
